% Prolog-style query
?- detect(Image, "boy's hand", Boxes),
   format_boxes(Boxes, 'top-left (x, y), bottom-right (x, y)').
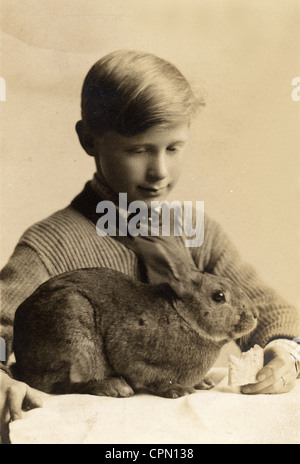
top-left (241, 345), bottom-right (297, 394)
top-left (0, 370), bottom-right (43, 430)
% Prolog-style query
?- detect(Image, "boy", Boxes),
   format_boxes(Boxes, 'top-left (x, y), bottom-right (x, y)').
top-left (1, 50), bottom-right (299, 428)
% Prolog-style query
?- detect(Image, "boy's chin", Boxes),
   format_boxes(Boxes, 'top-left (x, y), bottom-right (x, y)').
top-left (136, 194), bottom-right (169, 208)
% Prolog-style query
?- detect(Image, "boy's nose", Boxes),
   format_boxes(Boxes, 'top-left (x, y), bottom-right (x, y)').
top-left (147, 151), bottom-right (169, 180)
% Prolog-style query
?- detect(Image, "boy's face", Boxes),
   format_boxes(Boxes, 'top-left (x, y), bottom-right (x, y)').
top-left (92, 123), bottom-right (190, 206)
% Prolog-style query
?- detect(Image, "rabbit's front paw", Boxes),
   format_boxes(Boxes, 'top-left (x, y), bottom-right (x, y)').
top-left (163, 384), bottom-right (196, 398)
top-left (83, 377), bottom-right (134, 397)
top-left (194, 376), bottom-right (215, 390)
top-left (147, 381), bottom-right (196, 399)
top-left (101, 377), bottom-right (134, 397)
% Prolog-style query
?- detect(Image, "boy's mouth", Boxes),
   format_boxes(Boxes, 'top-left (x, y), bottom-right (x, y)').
top-left (138, 185), bottom-right (169, 197)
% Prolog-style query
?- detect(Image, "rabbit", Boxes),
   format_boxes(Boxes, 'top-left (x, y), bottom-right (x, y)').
top-left (12, 228), bottom-right (258, 399)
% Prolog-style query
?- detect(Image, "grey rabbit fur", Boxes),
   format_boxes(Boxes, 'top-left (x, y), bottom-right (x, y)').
top-left (13, 233), bottom-right (258, 399)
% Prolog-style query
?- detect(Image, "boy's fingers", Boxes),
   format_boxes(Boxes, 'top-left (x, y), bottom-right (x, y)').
top-left (241, 360), bottom-right (281, 394)
top-left (241, 349), bottom-right (289, 394)
top-left (242, 375), bottom-right (296, 394)
top-left (246, 362), bottom-right (279, 390)
top-left (7, 384), bottom-right (43, 421)
top-left (258, 377), bottom-right (296, 394)
top-left (24, 387), bottom-right (43, 410)
top-left (241, 362), bottom-right (295, 394)
top-left (6, 384), bottom-right (25, 421)
top-left (256, 361), bottom-right (284, 383)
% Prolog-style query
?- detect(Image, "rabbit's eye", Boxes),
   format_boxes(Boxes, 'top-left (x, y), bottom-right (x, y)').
top-left (212, 291), bottom-right (226, 303)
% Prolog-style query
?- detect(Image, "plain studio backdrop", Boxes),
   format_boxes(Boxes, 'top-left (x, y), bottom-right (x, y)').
top-left (0, 0), bottom-right (300, 313)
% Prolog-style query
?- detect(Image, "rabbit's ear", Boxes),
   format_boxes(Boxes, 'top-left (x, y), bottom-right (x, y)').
top-left (160, 268), bottom-right (205, 299)
top-left (119, 234), bottom-right (203, 298)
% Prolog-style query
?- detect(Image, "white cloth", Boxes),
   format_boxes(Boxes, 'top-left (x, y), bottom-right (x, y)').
top-left (9, 368), bottom-right (300, 444)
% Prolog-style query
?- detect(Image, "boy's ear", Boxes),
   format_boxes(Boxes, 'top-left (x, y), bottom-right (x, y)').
top-left (75, 120), bottom-right (97, 157)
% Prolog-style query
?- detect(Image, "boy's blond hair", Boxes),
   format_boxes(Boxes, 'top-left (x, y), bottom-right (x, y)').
top-left (81, 50), bottom-right (203, 136)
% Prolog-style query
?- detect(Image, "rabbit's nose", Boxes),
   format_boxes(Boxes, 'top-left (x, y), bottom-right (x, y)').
top-left (251, 305), bottom-right (259, 319)
top-left (241, 300), bottom-right (258, 319)
top-left (240, 304), bottom-right (258, 320)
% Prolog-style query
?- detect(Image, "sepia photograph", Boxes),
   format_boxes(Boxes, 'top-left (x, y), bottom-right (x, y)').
top-left (0, 0), bottom-right (300, 446)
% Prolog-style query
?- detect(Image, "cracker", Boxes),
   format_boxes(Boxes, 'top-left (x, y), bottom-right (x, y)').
top-left (228, 344), bottom-right (264, 386)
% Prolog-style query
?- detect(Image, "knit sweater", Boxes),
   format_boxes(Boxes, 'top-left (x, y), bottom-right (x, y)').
top-left (1, 176), bottom-right (299, 374)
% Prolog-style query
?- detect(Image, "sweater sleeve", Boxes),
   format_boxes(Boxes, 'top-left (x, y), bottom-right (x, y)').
top-left (0, 243), bottom-right (51, 373)
top-left (191, 216), bottom-right (300, 351)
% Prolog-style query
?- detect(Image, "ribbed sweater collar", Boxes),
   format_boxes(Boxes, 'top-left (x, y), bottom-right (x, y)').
top-left (71, 167), bottom-right (129, 223)
top-left (70, 173), bottom-right (111, 225)
top-left (90, 171), bottom-right (120, 205)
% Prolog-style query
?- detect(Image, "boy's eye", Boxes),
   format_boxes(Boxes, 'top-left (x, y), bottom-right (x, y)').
top-left (126, 144), bottom-right (184, 155)
top-left (167, 145), bottom-right (183, 153)
top-left (132, 149), bottom-right (146, 154)
top-left (167, 147), bottom-right (177, 152)
top-left (126, 148), bottom-right (147, 155)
